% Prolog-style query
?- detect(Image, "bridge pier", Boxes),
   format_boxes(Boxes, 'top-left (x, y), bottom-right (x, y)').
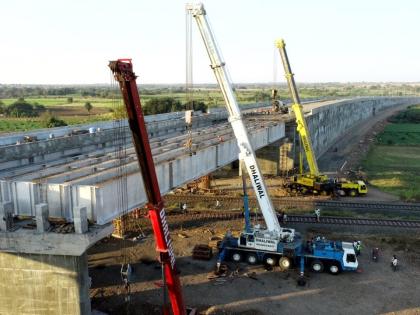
top-left (255, 138), bottom-right (295, 176)
top-left (0, 252), bottom-right (91, 315)
top-left (0, 204), bottom-right (113, 315)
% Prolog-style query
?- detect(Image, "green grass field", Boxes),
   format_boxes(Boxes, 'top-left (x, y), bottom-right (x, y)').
top-left (363, 145), bottom-right (420, 201)
top-left (363, 105), bottom-right (420, 201)
top-left (376, 123), bottom-right (420, 146)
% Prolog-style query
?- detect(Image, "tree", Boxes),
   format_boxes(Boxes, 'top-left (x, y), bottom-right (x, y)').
top-left (0, 100), bottom-right (4, 115)
top-left (84, 102), bottom-right (93, 114)
top-left (144, 97), bottom-right (182, 115)
top-left (184, 100), bottom-right (207, 113)
top-left (33, 102), bottom-right (46, 112)
top-left (67, 97), bottom-right (73, 103)
top-left (5, 100), bottom-right (38, 117)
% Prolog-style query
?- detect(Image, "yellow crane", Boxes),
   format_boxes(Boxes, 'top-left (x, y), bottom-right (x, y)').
top-left (275, 39), bottom-right (367, 196)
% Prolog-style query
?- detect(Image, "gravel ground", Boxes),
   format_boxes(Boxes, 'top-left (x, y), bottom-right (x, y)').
top-left (89, 219), bottom-right (420, 315)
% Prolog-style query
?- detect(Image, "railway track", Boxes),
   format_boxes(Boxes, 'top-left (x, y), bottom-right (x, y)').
top-left (164, 194), bottom-right (420, 212)
top-left (163, 211), bottom-right (420, 229)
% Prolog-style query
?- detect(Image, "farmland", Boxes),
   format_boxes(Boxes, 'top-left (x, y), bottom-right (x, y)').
top-left (1, 83), bottom-right (420, 134)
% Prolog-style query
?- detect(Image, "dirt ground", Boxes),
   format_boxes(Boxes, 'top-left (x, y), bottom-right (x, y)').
top-left (89, 219), bottom-right (420, 315)
top-left (88, 104), bottom-right (419, 314)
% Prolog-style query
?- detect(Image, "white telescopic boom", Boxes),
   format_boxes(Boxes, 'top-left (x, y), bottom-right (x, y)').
top-left (186, 3), bottom-right (281, 233)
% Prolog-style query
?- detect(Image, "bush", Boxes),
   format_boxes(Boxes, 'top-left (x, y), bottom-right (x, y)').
top-left (40, 111), bottom-right (67, 128)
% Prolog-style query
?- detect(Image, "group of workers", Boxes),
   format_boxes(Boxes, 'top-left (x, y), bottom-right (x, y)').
top-left (353, 241), bottom-right (398, 271)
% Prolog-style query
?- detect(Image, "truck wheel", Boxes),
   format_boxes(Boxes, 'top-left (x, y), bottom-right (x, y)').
top-left (279, 257), bottom-right (291, 271)
top-left (310, 260), bottom-right (324, 273)
top-left (328, 263), bottom-right (341, 275)
top-left (301, 187), bottom-right (308, 194)
top-left (349, 189), bottom-right (357, 197)
top-left (231, 252), bottom-right (242, 262)
top-left (264, 256), bottom-right (277, 266)
top-left (246, 254), bottom-right (258, 265)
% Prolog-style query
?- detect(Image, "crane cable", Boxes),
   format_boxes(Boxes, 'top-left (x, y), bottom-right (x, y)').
top-left (185, 9), bottom-right (194, 154)
top-left (110, 70), bottom-right (132, 309)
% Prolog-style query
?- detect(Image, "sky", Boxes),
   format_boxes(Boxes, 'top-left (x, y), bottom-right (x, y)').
top-left (0, 0), bottom-right (419, 84)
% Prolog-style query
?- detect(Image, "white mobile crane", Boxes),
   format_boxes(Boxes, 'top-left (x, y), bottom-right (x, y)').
top-left (186, 3), bottom-right (297, 269)
top-left (186, 3), bottom-right (359, 276)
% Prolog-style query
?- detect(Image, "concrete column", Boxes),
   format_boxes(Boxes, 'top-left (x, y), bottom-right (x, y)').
top-left (0, 252), bottom-right (91, 315)
top-left (255, 140), bottom-right (282, 176)
top-left (0, 202), bottom-right (13, 231)
top-left (73, 206), bottom-right (88, 234)
top-left (36, 203), bottom-right (50, 233)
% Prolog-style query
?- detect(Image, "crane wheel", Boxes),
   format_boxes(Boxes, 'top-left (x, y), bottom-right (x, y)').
top-left (349, 189), bottom-right (358, 197)
top-left (279, 257), bottom-right (291, 271)
top-left (231, 252), bottom-right (242, 262)
top-left (264, 256), bottom-right (277, 266)
top-left (246, 254), bottom-right (258, 265)
top-left (328, 263), bottom-right (341, 275)
top-left (310, 260), bottom-right (324, 273)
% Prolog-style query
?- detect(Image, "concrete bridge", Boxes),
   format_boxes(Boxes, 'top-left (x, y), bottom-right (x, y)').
top-left (0, 96), bottom-right (419, 314)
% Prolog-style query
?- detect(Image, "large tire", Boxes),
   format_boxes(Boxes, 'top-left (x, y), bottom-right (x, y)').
top-left (349, 189), bottom-right (358, 197)
top-left (279, 256), bottom-right (291, 271)
top-left (231, 252), bottom-right (242, 262)
top-left (246, 253), bottom-right (258, 265)
top-left (328, 263), bottom-right (341, 275)
top-left (310, 260), bottom-right (324, 273)
top-left (264, 256), bottom-right (277, 266)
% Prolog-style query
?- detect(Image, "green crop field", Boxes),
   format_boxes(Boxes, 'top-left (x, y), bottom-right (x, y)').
top-left (1, 97), bottom-right (116, 108)
top-left (0, 114), bottom-right (113, 134)
top-left (0, 118), bottom-right (43, 133)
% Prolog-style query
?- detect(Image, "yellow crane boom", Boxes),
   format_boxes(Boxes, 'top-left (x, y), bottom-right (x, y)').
top-left (275, 39), bottom-right (320, 176)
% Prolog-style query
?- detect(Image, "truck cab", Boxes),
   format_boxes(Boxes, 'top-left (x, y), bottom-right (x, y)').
top-left (341, 242), bottom-right (359, 271)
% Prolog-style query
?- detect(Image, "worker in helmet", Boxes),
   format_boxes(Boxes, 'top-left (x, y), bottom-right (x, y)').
top-left (355, 241), bottom-right (362, 256)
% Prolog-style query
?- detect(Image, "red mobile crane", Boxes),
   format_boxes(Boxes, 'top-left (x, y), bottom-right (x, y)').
top-left (109, 59), bottom-right (186, 315)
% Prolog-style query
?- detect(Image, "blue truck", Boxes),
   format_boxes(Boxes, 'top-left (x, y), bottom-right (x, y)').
top-left (217, 228), bottom-right (359, 276)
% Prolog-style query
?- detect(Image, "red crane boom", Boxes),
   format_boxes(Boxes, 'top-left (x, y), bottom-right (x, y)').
top-left (109, 59), bottom-right (186, 315)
